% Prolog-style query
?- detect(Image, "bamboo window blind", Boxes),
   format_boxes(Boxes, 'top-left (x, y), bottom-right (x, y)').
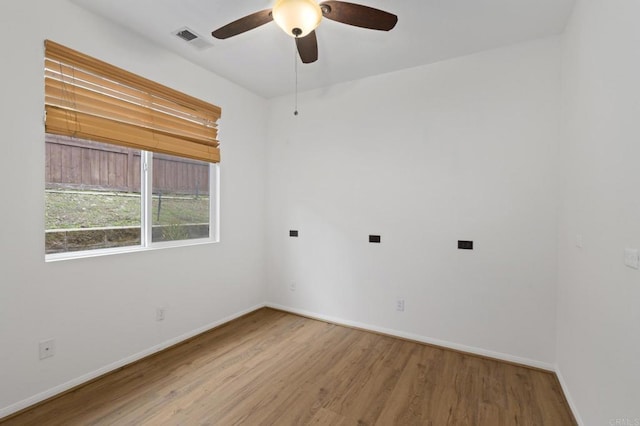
top-left (44, 40), bottom-right (221, 163)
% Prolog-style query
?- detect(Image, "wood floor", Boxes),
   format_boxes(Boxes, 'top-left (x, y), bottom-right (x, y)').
top-left (1, 308), bottom-right (575, 425)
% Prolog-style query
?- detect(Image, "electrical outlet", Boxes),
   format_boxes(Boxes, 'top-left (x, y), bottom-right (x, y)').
top-left (624, 249), bottom-right (639, 269)
top-left (39, 339), bottom-right (55, 359)
top-left (289, 281), bottom-right (297, 291)
top-left (396, 299), bottom-right (405, 312)
top-left (156, 307), bottom-right (166, 321)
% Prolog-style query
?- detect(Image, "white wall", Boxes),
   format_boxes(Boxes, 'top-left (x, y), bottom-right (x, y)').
top-left (557, 1), bottom-right (640, 424)
top-left (266, 38), bottom-right (562, 367)
top-left (0, 0), bottom-right (267, 416)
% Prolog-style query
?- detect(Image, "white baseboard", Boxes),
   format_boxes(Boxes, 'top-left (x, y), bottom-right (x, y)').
top-left (266, 303), bottom-right (556, 371)
top-left (0, 303), bottom-right (266, 420)
top-left (555, 366), bottom-right (584, 426)
top-left (3, 302), bottom-right (577, 422)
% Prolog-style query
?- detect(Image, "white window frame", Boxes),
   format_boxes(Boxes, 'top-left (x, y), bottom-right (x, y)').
top-left (45, 149), bottom-right (219, 262)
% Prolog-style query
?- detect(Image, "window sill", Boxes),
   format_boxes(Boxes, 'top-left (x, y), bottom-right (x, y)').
top-left (45, 237), bottom-right (219, 263)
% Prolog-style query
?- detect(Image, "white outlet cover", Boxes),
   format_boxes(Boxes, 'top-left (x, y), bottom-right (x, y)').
top-left (39, 339), bottom-right (55, 359)
top-left (156, 307), bottom-right (166, 321)
top-left (624, 248), bottom-right (639, 269)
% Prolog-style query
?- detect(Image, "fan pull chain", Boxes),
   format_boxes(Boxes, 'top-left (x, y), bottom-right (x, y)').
top-left (294, 40), bottom-right (299, 116)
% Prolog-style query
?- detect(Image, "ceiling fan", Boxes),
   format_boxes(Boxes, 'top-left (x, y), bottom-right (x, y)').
top-left (211, 0), bottom-right (398, 64)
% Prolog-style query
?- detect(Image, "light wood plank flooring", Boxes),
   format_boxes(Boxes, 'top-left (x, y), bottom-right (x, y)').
top-left (1, 308), bottom-right (575, 425)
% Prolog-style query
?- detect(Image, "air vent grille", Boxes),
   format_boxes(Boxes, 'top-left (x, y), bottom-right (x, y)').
top-left (176, 29), bottom-right (198, 41)
top-left (173, 27), bottom-right (213, 50)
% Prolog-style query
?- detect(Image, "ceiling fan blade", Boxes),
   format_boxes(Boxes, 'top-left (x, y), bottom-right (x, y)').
top-left (296, 31), bottom-right (318, 64)
top-left (320, 1), bottom-right (397, 31)
top-left (212, 9), bottom-right (273, 39)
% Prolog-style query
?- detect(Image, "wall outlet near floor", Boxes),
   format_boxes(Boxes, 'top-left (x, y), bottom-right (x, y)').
top-left (624, 248), bottom-right (639, 269)
top-left (156, 307), bottom-right (166, 321)
top-left (39, 339), bottom-right (55, 360)
top-left (396, 299), bottom-right (405, 312)
top-left (289, 281), bottom-right (297, 291)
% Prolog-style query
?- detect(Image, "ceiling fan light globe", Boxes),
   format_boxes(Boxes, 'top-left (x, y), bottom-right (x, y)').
top-left (272, 0), bottom-right (322, 38)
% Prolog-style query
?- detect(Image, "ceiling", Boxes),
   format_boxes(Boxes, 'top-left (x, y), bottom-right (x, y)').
top-left (72, 0), bottom-right (576, 99)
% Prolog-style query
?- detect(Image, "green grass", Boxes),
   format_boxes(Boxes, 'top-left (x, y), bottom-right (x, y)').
top-left (152, 195), bottom-right (209, 227)
top-left (46, 190), bottom-right (209, 230)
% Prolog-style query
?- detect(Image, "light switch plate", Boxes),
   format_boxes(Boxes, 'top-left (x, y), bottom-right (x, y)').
top-left (624, 248), bottom-right (639, 269)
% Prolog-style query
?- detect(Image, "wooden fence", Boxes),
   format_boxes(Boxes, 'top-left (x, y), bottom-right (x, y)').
top-left (45, 134), bottom-right (209, 195)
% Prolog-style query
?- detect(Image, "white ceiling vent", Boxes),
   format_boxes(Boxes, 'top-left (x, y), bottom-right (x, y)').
top-left (173, 27), bottom-right (213, 50)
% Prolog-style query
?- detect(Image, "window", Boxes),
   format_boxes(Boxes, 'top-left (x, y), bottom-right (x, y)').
top-left (151, 152), bottom-right (212, 243)
top-left (44, 40), bottom-right (221, 259)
